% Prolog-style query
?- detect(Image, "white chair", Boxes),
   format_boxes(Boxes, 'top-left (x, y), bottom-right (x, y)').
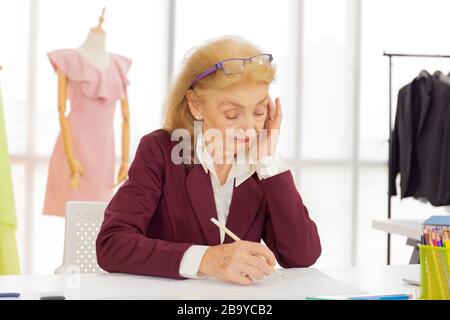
top-left (55, 201), bottom-right (108, 274)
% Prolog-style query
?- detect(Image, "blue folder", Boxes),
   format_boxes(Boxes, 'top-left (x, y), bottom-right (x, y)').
top-left (423, 216), bottom-right (450, 226)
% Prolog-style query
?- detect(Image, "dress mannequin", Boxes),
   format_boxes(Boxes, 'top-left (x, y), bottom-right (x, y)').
top-left (43, 9), bottom-right (131, 216)
top-left (67, 8), bottom-right (130, 189)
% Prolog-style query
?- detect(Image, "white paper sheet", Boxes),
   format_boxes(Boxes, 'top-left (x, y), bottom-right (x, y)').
top-left (81, 268), bottom-right (366, 299)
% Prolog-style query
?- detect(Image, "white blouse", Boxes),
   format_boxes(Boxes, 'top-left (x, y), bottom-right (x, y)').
top-left (179, 133), bottom-right (287, 278)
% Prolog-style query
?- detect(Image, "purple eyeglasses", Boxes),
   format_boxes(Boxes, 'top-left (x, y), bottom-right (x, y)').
top-left (190, 53), bottom-right (273, 89)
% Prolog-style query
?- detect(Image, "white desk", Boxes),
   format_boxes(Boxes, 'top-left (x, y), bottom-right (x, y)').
top-left (372, 219), bottom-right (423, 241)
top-left (0, 265), bottom-right (419, 300)
top-left (372, 219), bottom-right (423, 263)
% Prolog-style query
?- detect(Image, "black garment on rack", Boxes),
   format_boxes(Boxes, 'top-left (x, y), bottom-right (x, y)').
top-left (389, 71), bottom-right (450, 206)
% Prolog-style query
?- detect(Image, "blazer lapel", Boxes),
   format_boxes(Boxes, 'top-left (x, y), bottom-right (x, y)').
top-left (418, 77), bottom-right (432, 138)
top-left (185, 165), bottom-right (221, 245)
top-left (400, 84), bottom-right (414, 197)
top-left (224, 175), bottom-right (264, 244)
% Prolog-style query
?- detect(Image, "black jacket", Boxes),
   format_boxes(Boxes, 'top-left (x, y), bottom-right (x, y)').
top-left (389, 72), bottom-right (450, 206)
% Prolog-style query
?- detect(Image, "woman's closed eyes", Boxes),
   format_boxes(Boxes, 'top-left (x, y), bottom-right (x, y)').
top-left (224, 107), bottom-right (266, 120)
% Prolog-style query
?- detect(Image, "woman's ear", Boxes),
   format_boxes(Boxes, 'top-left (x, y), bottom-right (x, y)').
top-left (186, 90), bottom-right (202, 120)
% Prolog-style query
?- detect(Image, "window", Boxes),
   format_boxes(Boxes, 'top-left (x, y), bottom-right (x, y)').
top-left (360, 0), bottom-right (450, 264)
top-left (2, 0), bottom-right (169, 274)
top-left (2, 0), bottom-right (448, 274)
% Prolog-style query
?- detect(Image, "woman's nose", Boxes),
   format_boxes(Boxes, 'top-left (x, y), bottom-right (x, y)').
top-left (236, 120), bottom-right (258, 141)
top-left (240, 114), bottom-right (254, 131)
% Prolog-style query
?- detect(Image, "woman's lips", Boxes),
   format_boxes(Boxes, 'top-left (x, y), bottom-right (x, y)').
top-left (234, 136), bottom-right (250, 143)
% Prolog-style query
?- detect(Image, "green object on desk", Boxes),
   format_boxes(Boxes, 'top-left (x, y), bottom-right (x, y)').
top-left (419, 245), bottom-right (450, 300)
top-left (0, 85), bottom-right (20, 275)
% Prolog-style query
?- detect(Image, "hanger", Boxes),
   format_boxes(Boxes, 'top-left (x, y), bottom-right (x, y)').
top-left (434, 70), bottom-right (450, 85)
top-left (416, 69), bottom-right (431, 80)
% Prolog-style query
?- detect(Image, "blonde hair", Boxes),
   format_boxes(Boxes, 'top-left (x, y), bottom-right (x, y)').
top-left (163, 36), bottom-right (276, 138)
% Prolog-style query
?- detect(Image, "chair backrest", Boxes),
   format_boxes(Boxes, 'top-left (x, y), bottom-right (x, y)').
top-left (55, 201), bottom-right (107, 274)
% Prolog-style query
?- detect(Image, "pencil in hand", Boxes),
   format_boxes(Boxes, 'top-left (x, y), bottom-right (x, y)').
top-left (210, 217), bottom-right (282, 277)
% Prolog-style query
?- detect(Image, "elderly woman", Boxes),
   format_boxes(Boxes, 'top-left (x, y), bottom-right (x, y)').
top-left (96, 36), bottom-right (321, 285)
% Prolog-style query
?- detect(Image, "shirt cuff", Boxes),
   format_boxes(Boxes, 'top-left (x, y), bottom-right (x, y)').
top-left (255, 153), bottom-right (288, 180)
top-left (179, 245), bottom-right (209, 279)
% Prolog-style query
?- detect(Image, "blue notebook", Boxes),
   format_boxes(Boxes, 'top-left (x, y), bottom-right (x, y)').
top-left (423, 216), bottom-right (450, 226)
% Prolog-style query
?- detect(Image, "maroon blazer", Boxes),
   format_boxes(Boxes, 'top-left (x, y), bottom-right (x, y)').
top-left (96, 129), bottom-right (321, 279)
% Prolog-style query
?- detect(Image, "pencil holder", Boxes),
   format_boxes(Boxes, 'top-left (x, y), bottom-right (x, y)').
top-left (419, 245), bottom-right (450, 300)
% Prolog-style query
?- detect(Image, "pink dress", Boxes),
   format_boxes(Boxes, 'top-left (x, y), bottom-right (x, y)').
top-left (43, 49), bottom-right (132, 217)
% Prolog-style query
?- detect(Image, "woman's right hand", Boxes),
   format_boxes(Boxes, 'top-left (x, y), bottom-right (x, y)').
top-left (68, 157), bottom-right (84, 190)
top-left (198, 240), bottom-right (277, 285)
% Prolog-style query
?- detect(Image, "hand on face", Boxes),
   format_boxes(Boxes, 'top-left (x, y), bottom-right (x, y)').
top-left (249, 96), bottom-right (282, 161)
top-left (187, 84), bottom-right (282, 164)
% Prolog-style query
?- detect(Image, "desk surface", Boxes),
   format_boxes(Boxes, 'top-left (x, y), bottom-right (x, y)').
top-left (372, 219), bottom-right (423, 240)
top-left (0, 265), bottom-right (419, 300)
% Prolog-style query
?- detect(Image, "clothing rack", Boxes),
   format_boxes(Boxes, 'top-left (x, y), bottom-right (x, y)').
top-left (383, 52), bottom-right (450, 265)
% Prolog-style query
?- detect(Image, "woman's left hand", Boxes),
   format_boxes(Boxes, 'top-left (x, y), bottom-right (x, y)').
top-left (250, 96), bottom-right (282, 161)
